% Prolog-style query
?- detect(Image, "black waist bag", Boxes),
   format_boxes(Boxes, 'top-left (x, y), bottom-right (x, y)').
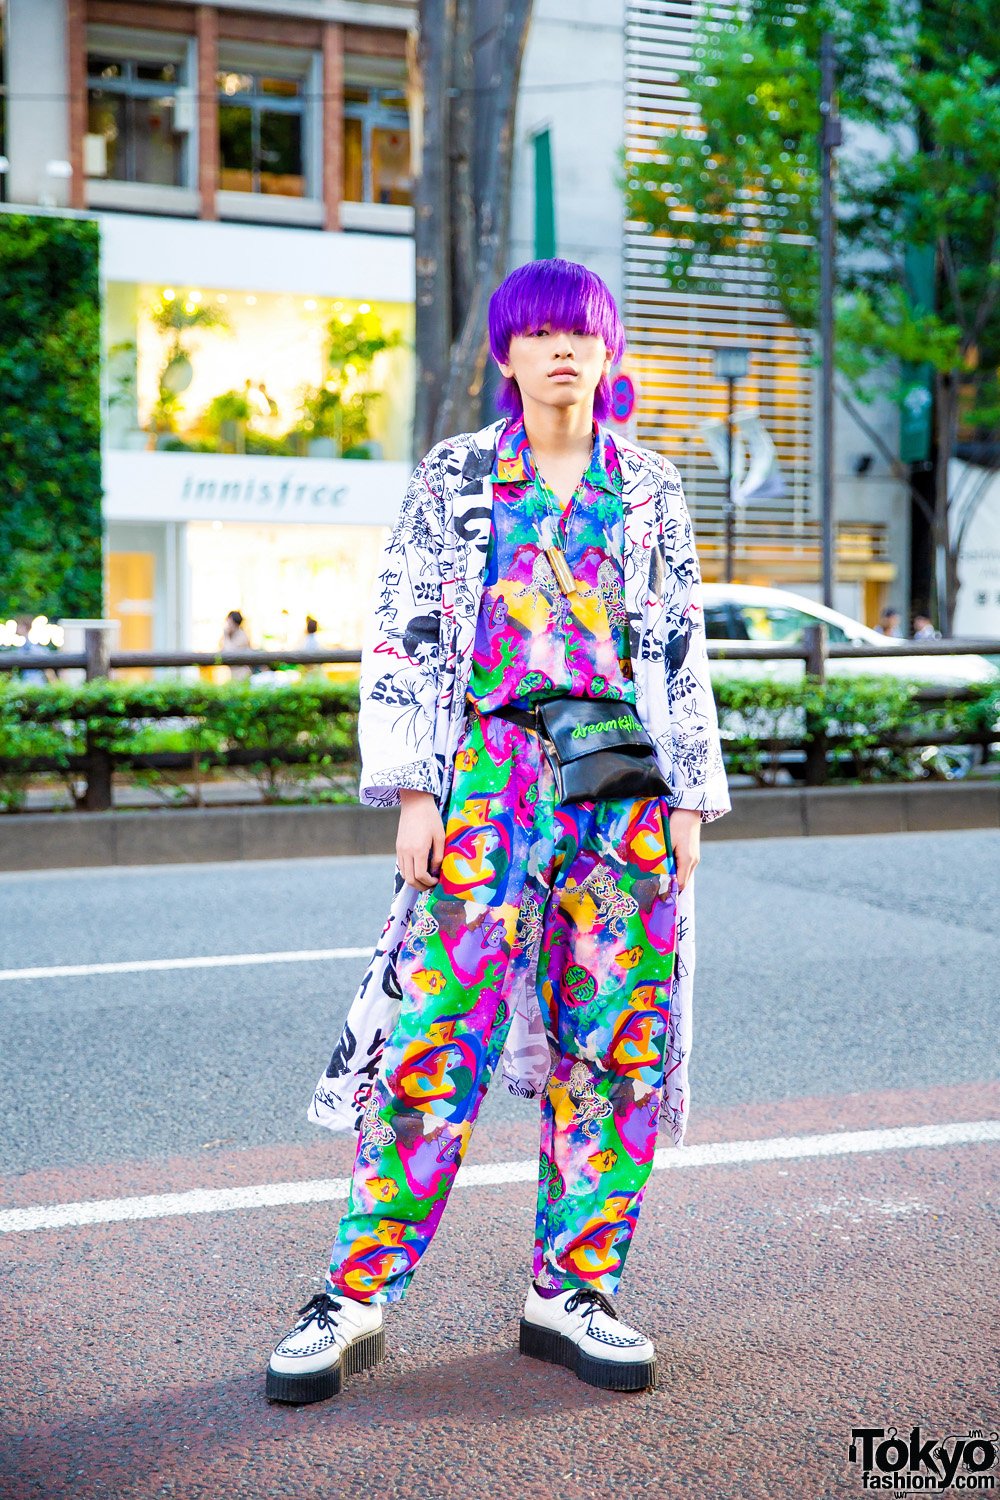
top-left (532, 697), bottom-right (670, 806)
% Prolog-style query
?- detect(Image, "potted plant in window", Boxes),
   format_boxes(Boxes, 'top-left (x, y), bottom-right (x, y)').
top-left (200, 387), bottom-right (253, 454)
top-left (291, 306), bottom-right (401, 458)
top-left (145, 293), bottom-right (230, 449)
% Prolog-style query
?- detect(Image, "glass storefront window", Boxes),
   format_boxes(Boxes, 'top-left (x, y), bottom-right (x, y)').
top-left (343, 84), bottom-right (411, 205)
top-left (218, 68), bottom-right (307, 197)
top-left (186, 521), bottom-right (389, 654)
top-left (87, 53), bottom-right (187, 185)
top-left (104, 281), bottom-right (413, 463)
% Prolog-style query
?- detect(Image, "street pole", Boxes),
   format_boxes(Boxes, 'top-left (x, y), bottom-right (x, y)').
top-left (819, 31), bottom-right (841, 609)
top-left (713, 345), bottom-right (749, 582)
top-left (725, 375), bottom-right (735, 583)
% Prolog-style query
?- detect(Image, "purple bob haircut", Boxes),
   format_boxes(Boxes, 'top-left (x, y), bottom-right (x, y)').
top-left (488, 258), bottom-right (627, 421)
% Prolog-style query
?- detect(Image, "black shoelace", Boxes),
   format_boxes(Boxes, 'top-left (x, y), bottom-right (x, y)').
top-left (294, 1291), bottom-right (343, 1332)
top-left (564, 1287), bottom-right (618, 1320)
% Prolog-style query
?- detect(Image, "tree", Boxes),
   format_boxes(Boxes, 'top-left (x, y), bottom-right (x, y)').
top-left (413, 0), bottom-right (534, 455)
top-left (625, 0), bottom-right (1000, 631)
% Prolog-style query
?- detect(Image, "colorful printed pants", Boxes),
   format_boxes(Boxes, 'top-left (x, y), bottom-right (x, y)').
top-left (326, 708), bottom-right (679, 1304)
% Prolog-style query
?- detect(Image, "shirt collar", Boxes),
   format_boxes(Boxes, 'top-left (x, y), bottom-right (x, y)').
top-left (493, 415), bottom-right (622, 496)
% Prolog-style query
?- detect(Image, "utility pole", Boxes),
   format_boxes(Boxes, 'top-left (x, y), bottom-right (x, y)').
top-left (819, 32), bottom-right (841, 609)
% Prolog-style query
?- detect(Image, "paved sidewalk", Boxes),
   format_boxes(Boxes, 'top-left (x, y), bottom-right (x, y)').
top-left (2, 1083), bottom-right (997, 1500)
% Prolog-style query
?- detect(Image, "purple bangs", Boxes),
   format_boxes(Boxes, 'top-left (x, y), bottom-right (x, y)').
top-left (488, 259), bottom-right (627, 420)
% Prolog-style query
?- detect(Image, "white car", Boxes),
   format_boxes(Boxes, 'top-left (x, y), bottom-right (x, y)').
top-left (700, 584), bottom-right (998, 687)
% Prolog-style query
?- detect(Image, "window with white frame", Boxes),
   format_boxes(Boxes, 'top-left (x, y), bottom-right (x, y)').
top-left (343, 68), bottom-right (411, 206)
top-left (86, 31), bottom-right (194, 186)
top-left (217, 51), bottom-right (318, 199)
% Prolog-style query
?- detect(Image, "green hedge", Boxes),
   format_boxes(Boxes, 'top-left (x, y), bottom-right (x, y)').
top-left (0, 679), bottom-right (360, 810)
top-left (0, 215), bottom-right (103, 620)
top-left (713, 675), bottom-right (1000, 783)
top-left (0, 675), bottom-right (997, 811)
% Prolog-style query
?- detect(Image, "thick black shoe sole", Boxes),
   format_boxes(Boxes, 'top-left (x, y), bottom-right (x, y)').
top-left (519, 1317), bottom-right (657, 1393)
top-left (265, 1325), bottom-right (386, 1405)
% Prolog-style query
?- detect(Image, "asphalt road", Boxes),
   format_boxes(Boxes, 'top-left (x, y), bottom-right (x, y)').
top-left (1, 829), bottom-right (997, 1499)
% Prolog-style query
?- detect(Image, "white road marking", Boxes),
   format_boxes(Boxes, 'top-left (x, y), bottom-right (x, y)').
top-left (0, 948), bottom-right (371, 983)
top-left (1, 1119), bottom-right (996, 1236)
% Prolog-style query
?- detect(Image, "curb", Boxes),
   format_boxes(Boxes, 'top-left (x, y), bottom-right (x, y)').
top-left (0, 783), bottom-right (997, 872)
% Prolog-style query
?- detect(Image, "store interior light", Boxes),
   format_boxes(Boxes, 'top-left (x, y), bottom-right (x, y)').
top-left (218, 293), bottom-right (228, 304)
top-left (358, 303), bottom-right (371, 314)
top-left (1, 615), bottom-right (62, 649)
top-left (246, 295), bottom-right (257, 306)
top-left (304, 298), bottom-right (317, 311)
top-left (189, 289), bottom-right (203, 304)
top-left (163, 288), bottom-right (176, 301)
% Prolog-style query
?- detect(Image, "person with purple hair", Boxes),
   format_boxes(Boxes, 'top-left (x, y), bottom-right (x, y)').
top-left (267, 258), bottom-right (730, 1404)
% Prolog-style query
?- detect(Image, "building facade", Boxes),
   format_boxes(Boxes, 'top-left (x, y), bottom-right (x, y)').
top-left (2, 0), bottom-right (416, 654)
top-left (2, 0), bottom-right (911, 651)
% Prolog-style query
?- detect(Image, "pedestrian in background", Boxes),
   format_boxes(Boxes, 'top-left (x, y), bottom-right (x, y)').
top-left (875, 606), bottom-right (902, 638)
top-left (12, 617), bottom-right (50, 685)
top-left (912, 613), bottom-right (941, 640)
top-left (221, 609), bottom-right (252, 681)
top-left (297, 615), bottom-right (325, 679)
top-left (299, 616), bottom-right (322, 653)
top-left (267, 258), bottom-right (730, 1406)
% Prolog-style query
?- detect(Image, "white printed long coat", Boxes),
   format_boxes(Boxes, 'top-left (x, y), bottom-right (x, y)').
top-left (309, 417), bottom-right (731, 1148)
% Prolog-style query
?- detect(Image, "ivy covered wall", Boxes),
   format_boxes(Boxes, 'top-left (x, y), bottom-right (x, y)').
top-left (0, 214), bottom-right (103, 620)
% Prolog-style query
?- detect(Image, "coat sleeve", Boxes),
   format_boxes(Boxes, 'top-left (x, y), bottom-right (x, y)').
top-left (357, 447), bottom-right (447, 809)
top-left (658, 456), bottom-right (732, 824)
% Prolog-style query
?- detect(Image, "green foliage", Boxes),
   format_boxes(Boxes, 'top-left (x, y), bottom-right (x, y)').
top-left (624, 1), bottom-right (1000, 427)
top-left (202, 388), bottom-right (253, 428)
top-left (325, 307), bottom-right (402, 372)
top-left (0, 674), bottom-right (995, 809)
top-left (293, 307), bottom-right (402, 454)
top-left (149, 294), bottom-right (230, 338)
top-left (0, 214), bottom-right (103, 619)
top-left (712, 674), bottom-right (997, 784)
top-left (0, 678), bottom-right (361, 810)
top-left (710, 676), bottom-right (806, 783)
top-left (294, 386), bottom-right (378, 450)
top-left (147, 292), bottom-right (230, 436)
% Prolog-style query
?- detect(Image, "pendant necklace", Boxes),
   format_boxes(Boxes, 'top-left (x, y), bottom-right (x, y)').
top-left (544, 542), bottom-right (577, 595)
top-left (540, 484), bottom-right (577, 596)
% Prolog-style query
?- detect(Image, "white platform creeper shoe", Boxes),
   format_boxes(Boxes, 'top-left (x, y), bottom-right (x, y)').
top-left (266, 1289), bottom-right (385, 1405)
top-left (519, 1283), bottom-right (657, 1393)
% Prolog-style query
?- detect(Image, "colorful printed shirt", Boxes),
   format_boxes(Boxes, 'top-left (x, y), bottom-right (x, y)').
top-left (468, 416), bottom-right (636, 711)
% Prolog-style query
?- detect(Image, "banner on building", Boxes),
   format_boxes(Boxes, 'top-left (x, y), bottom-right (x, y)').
top-left (900, 243), bottom-right (935, 465)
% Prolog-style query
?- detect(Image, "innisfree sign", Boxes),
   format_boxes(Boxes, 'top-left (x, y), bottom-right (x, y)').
top-left (102, 452), bottom-right (411, 528)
